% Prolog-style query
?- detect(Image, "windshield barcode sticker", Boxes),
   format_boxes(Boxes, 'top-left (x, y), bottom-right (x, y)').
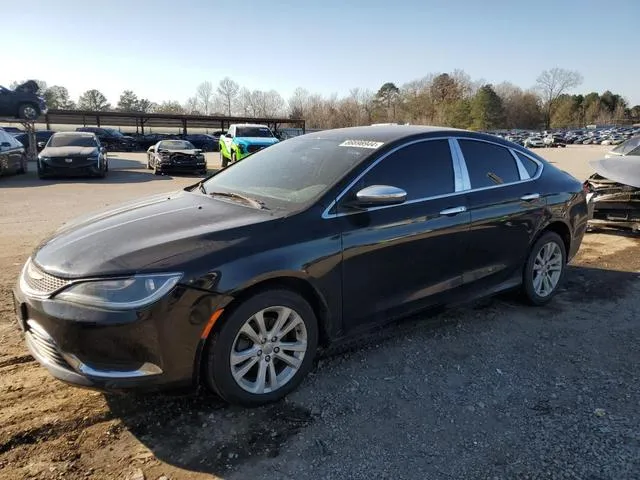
top-left (339, 140), bottom-right (384, 149)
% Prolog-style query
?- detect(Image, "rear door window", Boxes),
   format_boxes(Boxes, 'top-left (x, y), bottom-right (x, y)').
top-left (458, 140), bottom-right (521, 188)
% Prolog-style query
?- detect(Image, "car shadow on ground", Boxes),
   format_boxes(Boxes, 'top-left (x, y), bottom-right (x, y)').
top-left (0, 166), bottom-right (221, 187)
top-left (104, 263), bottom-right (639, 477)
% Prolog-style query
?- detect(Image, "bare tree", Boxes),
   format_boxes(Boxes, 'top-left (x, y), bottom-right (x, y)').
top-left (217, 77), bottom-right (240, 116)
top-left (184, 96), bottom-right (200, 115)
top-left (195, 81), bottom-right (214, 115)
top-left (535, 68), bottom-right (583, 129)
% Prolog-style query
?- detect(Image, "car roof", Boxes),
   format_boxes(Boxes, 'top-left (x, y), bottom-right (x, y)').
top-left (299, 125), bottom-right (463, 143)
top-left (54, 131), bottom-right (96, 137)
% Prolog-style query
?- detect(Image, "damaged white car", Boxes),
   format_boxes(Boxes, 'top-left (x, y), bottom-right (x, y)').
top-left (584, 136), bottom-right (640, 232)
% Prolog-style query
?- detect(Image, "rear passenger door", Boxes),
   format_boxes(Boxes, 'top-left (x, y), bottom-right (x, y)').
top-left (453, 138), bottom-right (545, 288)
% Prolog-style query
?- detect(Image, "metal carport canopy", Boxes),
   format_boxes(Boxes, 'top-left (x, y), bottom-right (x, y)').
top-left (39, 109), bottom-right (305, 134)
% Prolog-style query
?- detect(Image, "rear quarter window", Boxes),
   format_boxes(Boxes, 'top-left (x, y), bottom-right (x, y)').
top-left (514, 151), bottom-right (540, 177)
top-left (458, 139), bottom-right (521, 188)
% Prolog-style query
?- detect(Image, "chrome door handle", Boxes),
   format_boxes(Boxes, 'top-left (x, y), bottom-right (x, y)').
top-left (439, 206), bottom-right (467, 215)
top-left (521, 193), bottom-right (541, 201)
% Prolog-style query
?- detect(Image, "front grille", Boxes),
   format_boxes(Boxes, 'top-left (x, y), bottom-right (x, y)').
top-left (170, 153), bottom-right (196, 164)
top-left (247, 145), bottom-right (266, 153)
top-left (22, 260), bottom-right (70, 296)
top-left (26, 320), bottom-right (71, 370)
top-left (47, 156), bottom-right (94, 168)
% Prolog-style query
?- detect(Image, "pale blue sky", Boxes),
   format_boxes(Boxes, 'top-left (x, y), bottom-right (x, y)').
top-left (2, 0), bottom-right (639, 106)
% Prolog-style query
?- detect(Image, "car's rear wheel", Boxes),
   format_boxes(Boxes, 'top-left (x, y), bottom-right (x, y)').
top-left (203, 289), bottom-right (318, 406)
top-left (18, 103), bottom-right (38, 120)
top-left (522, 231), bottom-right (566, 305)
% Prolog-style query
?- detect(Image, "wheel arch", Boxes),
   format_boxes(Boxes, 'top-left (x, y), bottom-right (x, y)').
top-left (194, 274), bottom-right (333, 387)
top-left (534, 220), bottom-right (571, 260)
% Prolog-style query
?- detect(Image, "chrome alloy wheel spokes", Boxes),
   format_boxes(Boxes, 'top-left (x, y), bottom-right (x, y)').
top-left (230, 306), bottom-right (308, 394)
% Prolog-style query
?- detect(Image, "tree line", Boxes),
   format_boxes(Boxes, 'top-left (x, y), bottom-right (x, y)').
top-left (10, 68), bottom-right (640, 130)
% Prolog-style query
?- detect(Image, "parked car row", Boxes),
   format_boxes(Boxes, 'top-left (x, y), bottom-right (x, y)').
top-left (492, 126), bottom-right (640, 149)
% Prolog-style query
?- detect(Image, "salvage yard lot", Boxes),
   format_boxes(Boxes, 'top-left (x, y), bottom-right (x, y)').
top-left (0, 145), bottom-right (639, 480)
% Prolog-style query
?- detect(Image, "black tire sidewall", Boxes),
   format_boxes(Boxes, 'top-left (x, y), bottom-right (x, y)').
top-left (204, 289), bottom-right (318, 406)
top-left (523, 231), bottom-right (567, 305)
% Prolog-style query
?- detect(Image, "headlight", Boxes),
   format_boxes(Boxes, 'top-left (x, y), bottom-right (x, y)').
top-left (55, 273), bottom-right (182, 310)
top-left (38, 156), bottom-right (50, 161)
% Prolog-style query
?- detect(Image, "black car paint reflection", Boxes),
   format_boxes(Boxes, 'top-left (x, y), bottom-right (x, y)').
top-left (13, 126), bottom-right (588, 401)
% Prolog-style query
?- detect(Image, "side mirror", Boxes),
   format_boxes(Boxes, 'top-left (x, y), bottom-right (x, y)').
top-left (37, 141), bottom-right (46, 149)
top-left (352, 185), bottom-right (407, 207)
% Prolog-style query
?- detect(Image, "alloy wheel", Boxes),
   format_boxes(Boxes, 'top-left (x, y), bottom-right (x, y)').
top-left (532, 242), bottom-right (563, 297)
top-left (230, 306), bottom-right (308, 394)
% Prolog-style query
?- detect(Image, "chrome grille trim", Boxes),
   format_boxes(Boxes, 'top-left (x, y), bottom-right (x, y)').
top-left (20, 259), bottom-right (71, 297)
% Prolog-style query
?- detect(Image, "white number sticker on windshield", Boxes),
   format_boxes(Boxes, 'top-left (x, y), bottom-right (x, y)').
top-left (338, 140), bottom-right (384, 149)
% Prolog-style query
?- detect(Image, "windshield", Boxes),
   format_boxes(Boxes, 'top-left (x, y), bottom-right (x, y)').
top-left (611, 136), bottom-right (640, 155)
top-left (202, 136), bottom-right (370, 208)
top-left (159, 140), bottom-right (196, 150)
top-left (48, 135), bottom-right (98, 148)
top-left (102, 128), bottom-right (124, 137)
top-left (236, 126), bottom-right (273, 138)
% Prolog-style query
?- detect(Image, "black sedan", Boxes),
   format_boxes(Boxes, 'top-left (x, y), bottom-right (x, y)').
top-left (37, 132), bottom-right (108, 179)
top-left (13, 126), bottom-right (588, 406)
top-left (146, 139), bottom-right (207, 175)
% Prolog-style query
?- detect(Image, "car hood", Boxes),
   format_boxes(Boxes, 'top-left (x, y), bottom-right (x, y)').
top-left (589, 156), bottom-right (640, 188)
top-left (235, 137), bottom-right (279, 146)
top-left (41, 146), bottom-right (99, 157)
top-left (32, 190), bottom-right (278, 278)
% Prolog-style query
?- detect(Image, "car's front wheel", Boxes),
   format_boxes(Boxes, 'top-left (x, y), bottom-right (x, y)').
top-left (203, 289), bottom-right (318, 406)
top-left (522, 231), bottom-right (566, 305)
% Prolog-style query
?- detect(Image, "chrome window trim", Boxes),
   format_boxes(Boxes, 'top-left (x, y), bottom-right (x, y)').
top-left (451, 137), bottom-right (544, 194)
top-left (510, 148), bottom-right (531, 180)
top-left (449, 138), bottom-right (471, 190)
top-left (321, 137), bottom-right (460, 219)
top-left (320, 136), bottom-right (545, 219)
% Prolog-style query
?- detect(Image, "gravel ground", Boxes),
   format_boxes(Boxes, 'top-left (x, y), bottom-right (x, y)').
top-left (0, 145), bottom-right (638, 480)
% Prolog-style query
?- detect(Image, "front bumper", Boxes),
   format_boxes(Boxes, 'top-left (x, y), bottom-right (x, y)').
top-left (39, 160), bottom-right (102, 177)
top-left (157, 159), bottom-right (206, 172)
top-left (12, 280), bottom-right (219, 391)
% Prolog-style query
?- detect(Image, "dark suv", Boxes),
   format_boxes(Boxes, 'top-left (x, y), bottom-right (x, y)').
top-left (0, 81), bottom-right (48, 121)
top-left (75, 127), bottom-right (137, 151)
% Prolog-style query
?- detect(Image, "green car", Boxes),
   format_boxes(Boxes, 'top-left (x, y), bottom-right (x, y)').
top-left (219, 124), bottom-right (279, 167)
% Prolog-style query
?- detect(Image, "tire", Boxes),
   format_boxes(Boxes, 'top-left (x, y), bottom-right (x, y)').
top-left (18, 103), bottom-right (38, 120)
top-left (522, 231), bottom-right (566, 306)
top-left (221, 151), bottom-right (228, 168)
top-left (153, 159), bottom-right (161, 175)
top-left (147, 156), bottom-right (152, 169)
top-left (203, 289), bottom-right (318, 406)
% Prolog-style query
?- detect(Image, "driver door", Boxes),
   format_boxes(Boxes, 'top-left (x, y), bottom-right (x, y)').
top-left (337, 138), bottom-right (471, 330)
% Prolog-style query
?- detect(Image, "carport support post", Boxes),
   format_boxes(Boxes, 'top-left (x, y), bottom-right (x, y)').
top-left (45, 114), bottom-right (50, 130)
top-left (182, 119), bottom-right (187, 136)
top-left (22, 121), bottom-right (37, 162)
